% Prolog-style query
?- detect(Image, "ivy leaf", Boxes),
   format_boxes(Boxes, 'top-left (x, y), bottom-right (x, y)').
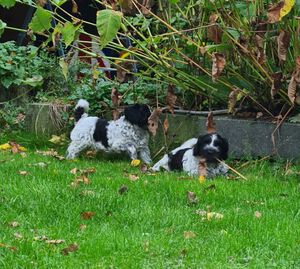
top-left (29, 6), bottom-right (52, 33)
top-left (0, 0), bottom-right (16, 8)
top-left (61, 21), bottom-right (80, 47)
top-left (0, 19), bottom-right (6, 38)
top-left (96, 9), bottom-right (122, 48)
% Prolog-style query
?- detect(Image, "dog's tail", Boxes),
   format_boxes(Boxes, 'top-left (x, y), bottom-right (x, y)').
top-left (74, 99), bottom-right (89, 122)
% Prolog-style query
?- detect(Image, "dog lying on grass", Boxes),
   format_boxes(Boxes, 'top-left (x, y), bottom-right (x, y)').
top-left (152, 133), bottom-right (229, 178)
top-left (66, 99), bottom-right (152, 164)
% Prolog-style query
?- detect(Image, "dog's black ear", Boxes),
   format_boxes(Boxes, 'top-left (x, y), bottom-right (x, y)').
top-left (124, 104), bottom-right (151, 128)
top-left (193, 135), bottom-right (206, 156)
top-left (218, 136), bottom-right (229, 160)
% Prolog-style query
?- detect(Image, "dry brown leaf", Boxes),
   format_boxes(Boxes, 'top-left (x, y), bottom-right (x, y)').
top-left (163, 117), bottom-right (169, 135)
top-left (46, 239), bottom-right (65, 245)
top-left (0, 243), bottom-right (17, 252)
top-left (277, 30), bottom-right (290, 63)
top-left (207, 14), bottom-right (222, 44)
top-left (128, 174), bottom-right (139, 181)
top-left (166, 84), bottom-right (177, 113)
top-left (183, 231), bottom-right (196, 239)
top-left (85, 150), bottom-right (97, 158)
top-left (254, 211), bottom-right (262, 218)
top-left (119, 185), bottom-right (128, 195)
top-left (228, 87), bottom-right (239, 114)
top-left (111, 88), bottom-right (121, 108)
top-left (187, 191), bottom-right (198, 204)
top-left (80, 190), bottom-right (95, 197)
top-left (254, 34), bottom-right (265, 64)
top-left (268, 1), bottom-right (284, 23)
top-left (36, 149), bottom-right (65, 160)
top-left (61, 243), bottom-right (78, 255)
top-left (9, 142), bottom-right (26, 154)
top-left (271, 72), bottom-right (283, 98)
top-left (206, 112), bottom-right (216, 134)
top-left (148, 108), bottom-right (162, 136)
top-left (212, 52), bottom-right (226, 82)
top-left (80, 211), bottom-right (96, 220)
top-left (112, 109), bottom-right (120, 120)
top-left (33, 235), bottom-right (48, 241)
top-left (80, 167), bottom-right (96, 175)
top-left (70, 175), bottom-right (90, 187)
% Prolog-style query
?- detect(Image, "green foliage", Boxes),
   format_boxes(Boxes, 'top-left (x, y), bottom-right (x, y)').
top-left (29, 6), bottom-right (52, 33)
top-left (0, 41), bottom-right (63, 89)
top-left (61, 21), bottom-right (81, 47)
top-left (0, 103), bottom-right (25, 131)
top-left (96, 9), bottom-right (122, 48)
top-left (0, 19), bottom-right (6, 37)
top-left (0, 0), bottom-right (16, 8)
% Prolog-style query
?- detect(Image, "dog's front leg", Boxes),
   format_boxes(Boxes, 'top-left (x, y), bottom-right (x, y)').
top-left (139, 147), bottom-right (152, 164)
top-left (126, 145), bottom-right (138, 160)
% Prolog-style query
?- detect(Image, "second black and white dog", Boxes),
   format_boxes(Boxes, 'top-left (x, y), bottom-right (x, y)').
top-left (152, 133), bottom-right (229, 178)
top-left (66, 99), bottom-right (152, 163)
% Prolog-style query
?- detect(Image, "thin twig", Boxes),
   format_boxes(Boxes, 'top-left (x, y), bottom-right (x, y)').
top-left (217, 158), bottom-right (248, 180)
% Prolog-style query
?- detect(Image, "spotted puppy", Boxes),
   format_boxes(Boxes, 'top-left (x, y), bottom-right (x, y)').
top-left (66, 99), bottom-right (152, 163)
top-left (152, 133), bottom-right (229, 177)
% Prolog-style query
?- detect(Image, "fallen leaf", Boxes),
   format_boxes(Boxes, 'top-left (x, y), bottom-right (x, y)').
top-left (128, 174), bottom-right (139, 181)
top-left (61, 243), bottom-right (78, 255)
top-left (31, 162), bottom-right (48, 168)
top-left (112, 108), bottom-right (120, 120)
top-left (183, 231), bottom-right (196, 239)
top-left (148, 108), bottom-right (162, 136)
top-left (13, 233), bottom-right (23, 240)
top-left (9, 142), bottom-right (27, 154)
top-left (118, 185), bottom-right (128, 195)
top-left (80, 190), bottom-right (95, 196)
top-left (85, 150), bottom-right (96, 158)
top-left (80, 211), bottom-right (96, 220)
top-left (46, 239), bottom-right (65, 244)
top-left (80, 167), bottom-right (96, 175)
top-left (36, 149), bottom-right (65, 160)
top-left (0, 243), bottom-right (17, 252)
top-left (70, 168), bottom-right (78, 174)
top-left (187, 191), bottom-right (198, 204)
top-left (198, 175), bottom-right (206, 184)
top-left (0, 143), bottom-right (11, 150)
top-left (204, 184), bottom-right (216, 191)
top-left (18, 171), bottom-right (28, 176)
top-left (166, 84), bottom-right (177, 113)
top-left (131, 159), bottom-right (141, 167)
top-left (79, 224), bottom-right (86, 231)
top-left (212, 52), bottom-right (226, 82)
top-left (70, 175), bottom-right (90, 187)
top-left (8, 221), bottom-right (20, 227)
top-left (254, 34), bottom-right (265, 63)
top-left (49, 134), bottom-right (66, 145)
top-left (34, 235), bottom-right (48, 241)
top-left (206, 112), bottom-right (216, 133)
top-left (254, 211), bottom-right (262, 218)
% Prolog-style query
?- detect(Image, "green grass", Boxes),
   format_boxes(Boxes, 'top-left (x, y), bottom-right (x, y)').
top-left (0, 136), bottom-right (300, 268)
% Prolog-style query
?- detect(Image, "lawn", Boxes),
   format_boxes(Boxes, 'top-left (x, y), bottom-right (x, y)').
top-left (0, 135), bottom-right (300, 268)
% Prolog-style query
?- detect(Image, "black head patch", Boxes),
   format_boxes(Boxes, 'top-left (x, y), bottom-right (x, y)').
top-left (124, 104), bottom-right (151, 128)
top-left (193, 133), bottom-right (228, 162)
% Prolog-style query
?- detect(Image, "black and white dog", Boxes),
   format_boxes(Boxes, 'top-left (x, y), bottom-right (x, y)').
top-left (152, 133), bottom-right (229, 177)
top-left (66, 99), bottom-right (152, 163)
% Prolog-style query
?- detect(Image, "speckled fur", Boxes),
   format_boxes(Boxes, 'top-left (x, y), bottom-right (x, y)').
top-left (66, 101), bottom-right (151, 163)
top-left (152, 135), bottom-right (228, 178)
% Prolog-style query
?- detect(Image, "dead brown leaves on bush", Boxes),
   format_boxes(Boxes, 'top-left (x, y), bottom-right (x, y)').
top-left (212, 53), bottom-right (226, 82)
top-left (148, 108), bottom-right (162, 136)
